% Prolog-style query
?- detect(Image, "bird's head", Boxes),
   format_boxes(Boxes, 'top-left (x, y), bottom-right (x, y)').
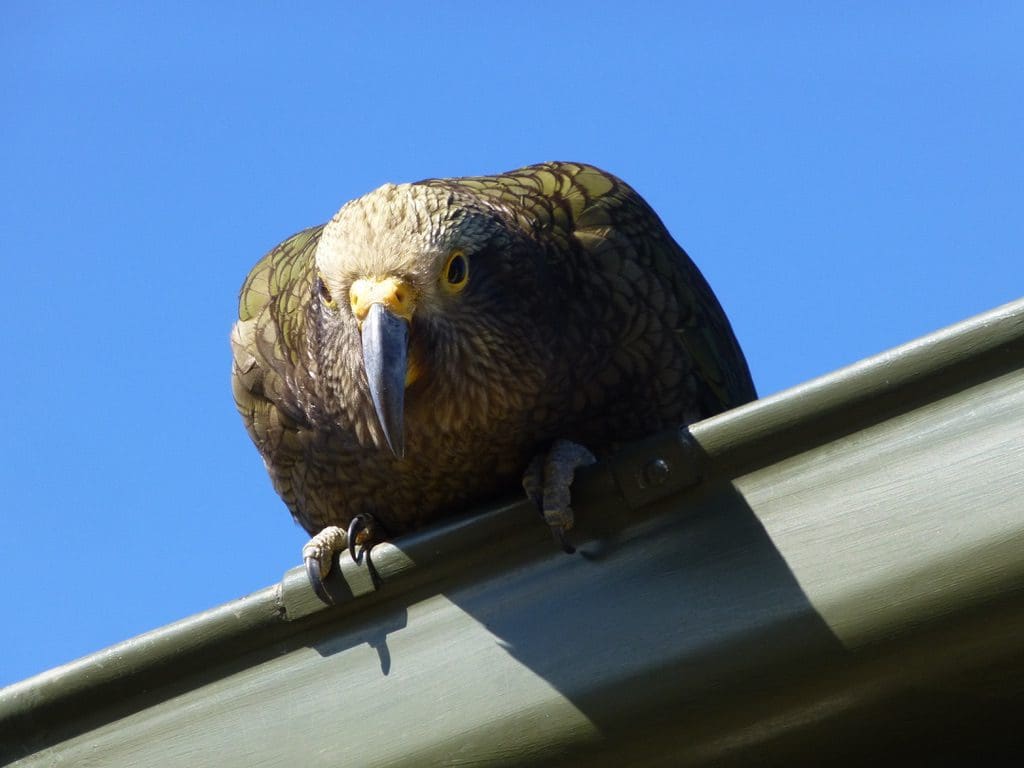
top-left (312, 182), bottom-right (550, 457)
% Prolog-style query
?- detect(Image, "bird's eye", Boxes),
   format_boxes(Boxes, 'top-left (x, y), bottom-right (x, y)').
top-left (317, 276), bottom-right (336, 307)
top-left (443, 249), bottom-right (469, 292)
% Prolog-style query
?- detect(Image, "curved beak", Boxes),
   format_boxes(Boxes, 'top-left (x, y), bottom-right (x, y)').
top-left (360, 302), bottom-right (409, 457)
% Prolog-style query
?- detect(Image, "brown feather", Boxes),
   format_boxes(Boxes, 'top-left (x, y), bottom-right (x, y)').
top-left (231, 162), bottom-right (755, 536)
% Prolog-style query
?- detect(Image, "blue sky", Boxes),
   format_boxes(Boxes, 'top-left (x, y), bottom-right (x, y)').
top-left (1, 3), bottom-right (1021, 688)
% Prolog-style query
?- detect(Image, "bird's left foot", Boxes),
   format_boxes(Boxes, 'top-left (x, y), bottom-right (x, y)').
top-left (302, 514), bottom-right (381, 604)
top-left (522, 439), bottom-right (597, 554)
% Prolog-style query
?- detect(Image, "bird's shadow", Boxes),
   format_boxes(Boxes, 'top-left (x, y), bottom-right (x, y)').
top-left (438, 481), bottom-right (847, 750)
top-left (309, 577), bottom-right (406, 676)
top-left (303, 446), bottom-right (851, 764)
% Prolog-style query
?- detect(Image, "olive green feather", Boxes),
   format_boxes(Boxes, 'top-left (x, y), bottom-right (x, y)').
top-left (232, 162), bottom-right (755, 538)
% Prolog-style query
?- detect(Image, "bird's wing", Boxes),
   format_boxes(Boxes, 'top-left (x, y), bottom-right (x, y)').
top-left (231, 225), bottom-right (323, 507)
top-left (439, 162), bottom-right (756, 413)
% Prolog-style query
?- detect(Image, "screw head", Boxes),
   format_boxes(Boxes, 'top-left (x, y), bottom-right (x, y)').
top-left (642, 458), bottom-right (670, 487)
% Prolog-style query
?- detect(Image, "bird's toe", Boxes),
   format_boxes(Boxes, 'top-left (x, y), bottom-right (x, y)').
top-left (549, 523), bottom-right (576, 554)
top-left (303, 555), bottom-right (334, 605)
top-left (346, 513), bottom-right (380, 564)
top-left (301, 525), bottom-right (348, 605)
top-left (524, 439), bottom-right (596, 554)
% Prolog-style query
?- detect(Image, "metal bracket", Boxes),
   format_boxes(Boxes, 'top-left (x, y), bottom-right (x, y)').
top-left (609, 426), bottom-right (705, 511)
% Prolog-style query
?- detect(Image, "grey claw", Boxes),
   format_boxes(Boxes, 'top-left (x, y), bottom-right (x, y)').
top-left (551, 525), bottom-right (576, 555)
top-left (304, 555), bottom-right (335, 605)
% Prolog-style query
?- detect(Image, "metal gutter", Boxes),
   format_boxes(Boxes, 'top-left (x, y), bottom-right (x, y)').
top-left (3, 297), bottom-right (1023, 766)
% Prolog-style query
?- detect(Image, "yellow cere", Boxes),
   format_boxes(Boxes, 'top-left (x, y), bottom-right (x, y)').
top-left (349, 276), bottom-right (418, 321)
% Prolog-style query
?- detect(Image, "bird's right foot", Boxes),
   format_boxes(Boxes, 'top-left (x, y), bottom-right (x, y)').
top-left (302, 514), bottom-right (381, 605)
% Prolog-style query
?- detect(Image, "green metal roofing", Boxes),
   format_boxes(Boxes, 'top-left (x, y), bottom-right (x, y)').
top-left (3, 298), bottom-right (1024, 766)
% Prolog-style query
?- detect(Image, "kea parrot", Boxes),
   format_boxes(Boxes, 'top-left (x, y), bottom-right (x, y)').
top-left (231, 161), bottom-right (756, 603)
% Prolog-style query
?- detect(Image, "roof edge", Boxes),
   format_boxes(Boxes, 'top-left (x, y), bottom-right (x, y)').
top-left (2, 296), bottom-right (1022, 736)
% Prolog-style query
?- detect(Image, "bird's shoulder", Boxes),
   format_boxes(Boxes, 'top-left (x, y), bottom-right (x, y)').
top-left (421, 161), bottom-right (636, 236)
top-left (433, 162), bottom-right (757, 412)
top-left (232, 224), bottom-right (323, 437)
top-left (425, 161), bottom-right (688, 280)
top-left (238, 224), bottom-right (322, 329)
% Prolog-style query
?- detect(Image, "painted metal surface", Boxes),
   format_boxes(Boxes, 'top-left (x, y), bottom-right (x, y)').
top-left (3, 298), bottom-right (1023, 766)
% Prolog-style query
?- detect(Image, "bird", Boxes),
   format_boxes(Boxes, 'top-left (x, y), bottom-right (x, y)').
top-left (231, 161), bottom-right (756, 603)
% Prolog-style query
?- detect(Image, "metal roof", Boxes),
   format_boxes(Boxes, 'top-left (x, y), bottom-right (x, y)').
top-left (3, 297), bottom-right (1024, 766)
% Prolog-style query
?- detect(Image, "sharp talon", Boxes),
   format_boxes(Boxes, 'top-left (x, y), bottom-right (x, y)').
top-left (552, 525), bottom-right (576, 555)
top-left (347, 515), bottom-right (366, 562)
top-left (304, 555), bottom-right (335, 605)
